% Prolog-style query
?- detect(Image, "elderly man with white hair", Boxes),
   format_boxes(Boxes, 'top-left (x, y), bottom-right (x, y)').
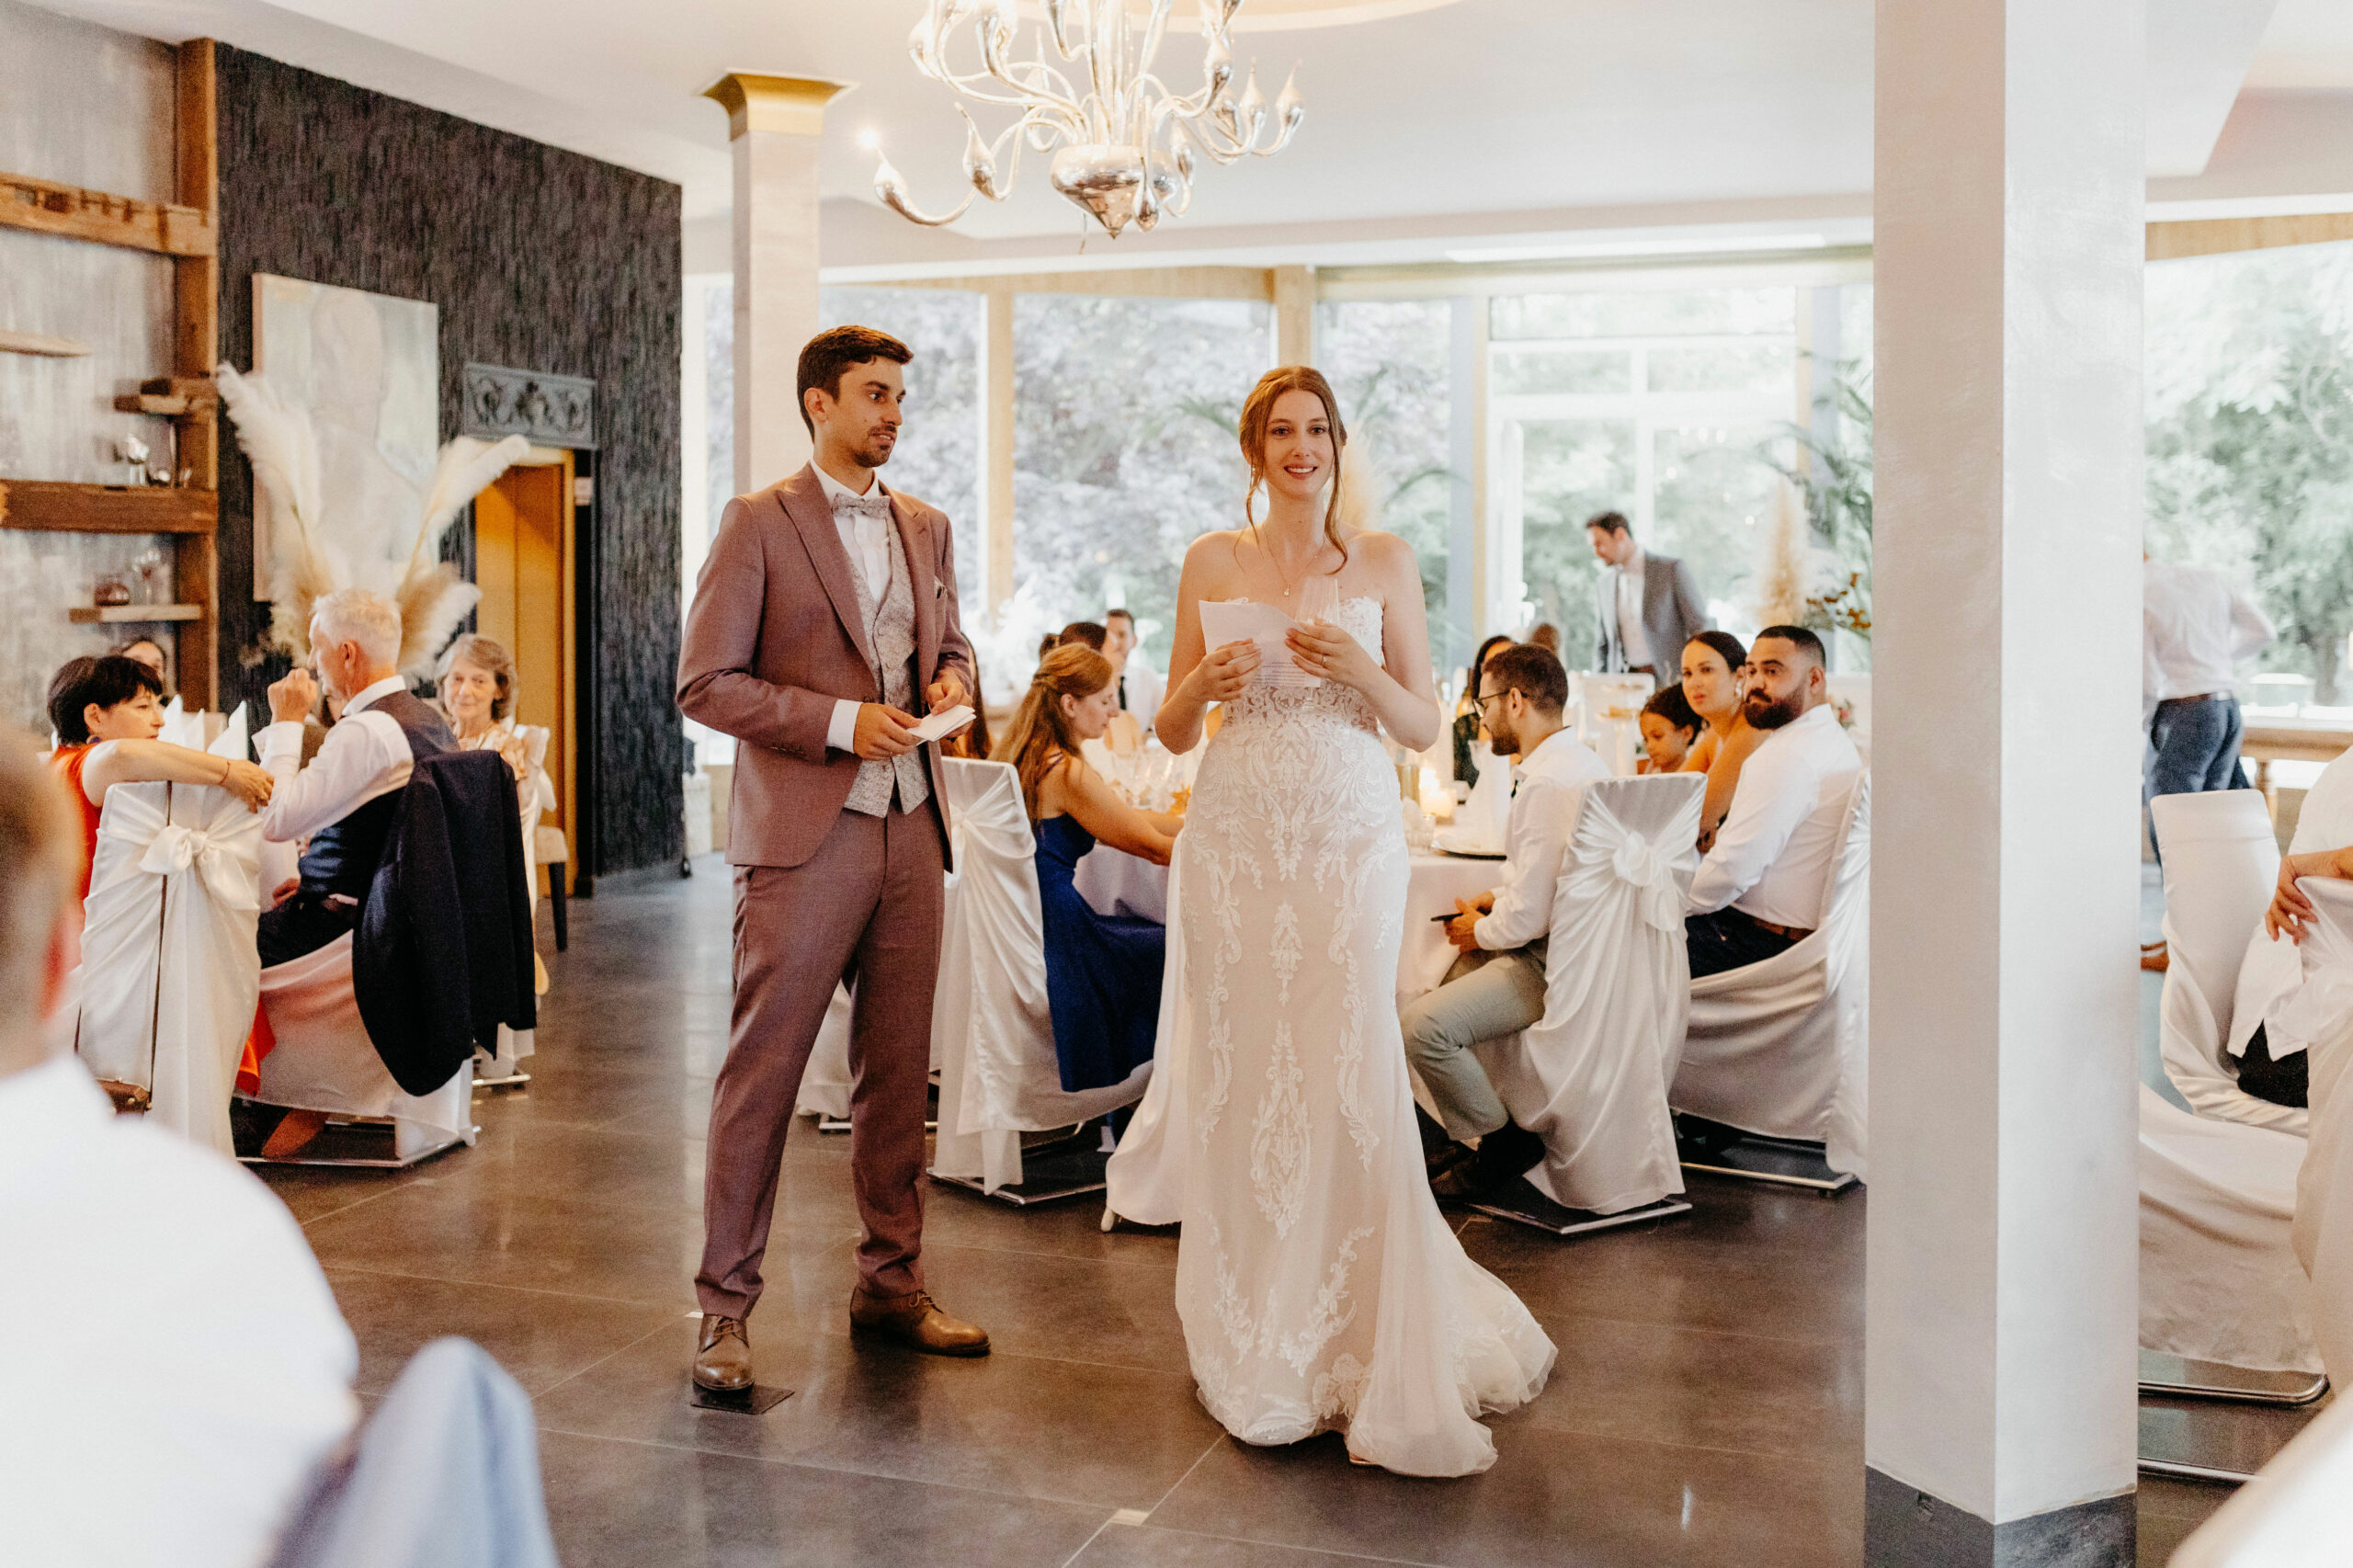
top-left (255, 588), bottom-right (457, 966)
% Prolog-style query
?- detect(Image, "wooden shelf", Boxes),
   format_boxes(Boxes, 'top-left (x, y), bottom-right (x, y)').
top-left (1, 168), bottom-right (214, 257)
top-left (0, 480), bottom-right (216, 535)
top-left (69, 603), bottom-right (201, 624)
top-left (115, 393), bottom-right (202, 417)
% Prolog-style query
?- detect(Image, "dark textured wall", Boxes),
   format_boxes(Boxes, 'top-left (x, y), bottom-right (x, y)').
top-left (215, 45), bottom-right (684, 876)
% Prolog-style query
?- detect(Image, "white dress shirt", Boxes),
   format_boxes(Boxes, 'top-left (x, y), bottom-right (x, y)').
top-left (1117, 658), bottom-right (1164, 731)
top-left (2143, 559), bottom-right (2274, 702)
top-left (256, 673), bottom-right (416, 846)
top-left (0, 1052), bottom-right (358, 1568)
top-left (814, 463), bottom-right (900, 755)
top-left (1614, 548), bottom-right (1652, 669)
top-left (1687, 703), bottom-right (1863, 928)
top-left (1475, 726), bottom-right (1614, 952)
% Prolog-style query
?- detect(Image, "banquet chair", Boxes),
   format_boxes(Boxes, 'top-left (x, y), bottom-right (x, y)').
top-left (476, 724), bottom-right (551, 1088)
top-left (2168, 1381), bottom-right (2353, 1565)
top-left (2151, 790), bottom-right (2305, 1134)
top-left (927, 757), bottom-right (1153, 1203)
top-left (75, 778), bottom-right (264, 1159)
top-left (1462, 774), bottom-right (1702, 1235)
top-left (1672, 772), bottom-right (1871, 1192)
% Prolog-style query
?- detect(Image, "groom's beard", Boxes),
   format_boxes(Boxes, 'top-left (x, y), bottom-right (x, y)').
top-left (852, 431), bottom-right (898, 470)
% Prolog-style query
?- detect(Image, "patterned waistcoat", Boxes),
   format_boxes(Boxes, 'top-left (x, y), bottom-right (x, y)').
top-left (844, 517), bottom-right (931, 817)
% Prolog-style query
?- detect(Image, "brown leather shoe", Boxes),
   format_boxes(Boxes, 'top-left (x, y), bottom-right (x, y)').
top-left (692, 1314), bottom-right (754, 1392)
top-left (848, 1286), bottom-right (990, 1358)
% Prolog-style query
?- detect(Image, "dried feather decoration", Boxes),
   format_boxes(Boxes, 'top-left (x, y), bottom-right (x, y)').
top-left (218, 362), bottom-right (528, 677)
top-left (1754, 477), bottom-right (1809, 628)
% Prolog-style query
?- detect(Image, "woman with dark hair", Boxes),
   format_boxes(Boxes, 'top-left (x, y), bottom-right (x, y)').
top-left (992, 644), bottom-right (1178, 1093)
top-left (1451, 633), bottom-right (1518, 786)
top-left (110, 637), bottom-right (169, 687)
top-left (44, 655), bottom-right (272, 904)
top-left (1677, 628), bottom-right (1763, 849)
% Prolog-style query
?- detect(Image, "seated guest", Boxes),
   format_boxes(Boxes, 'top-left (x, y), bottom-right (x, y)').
top-left (1678, 629), bottom-right (1764, 850)
top-left (1401, 644), bottom-right (1610, 1195)
top-left (0, 732), bottom-right (358, 1568)
top-left (45, 655), bottom-right (273, 905)
top-left (2264, 837), bottom-right (2353, 1381)
top-left (1058, 620), bottom-right (1108, 652)
top-left (1451, 634), bottom-right (1517, 788)
top-left (1638, 682), bottom-right (1702, 775)
top-left (111, 636), bottom-right (169, 687)
top-left (1104, 608), bottom-right (1163, 733)
top-left (1684, 626), bottom-right (1862, 978)
top-left (437, 633), bottom-right (554, 816)
top-left (255, 589), bottom-right (456, 968)
top-left (993, 645), bottom-right (1181, 1094)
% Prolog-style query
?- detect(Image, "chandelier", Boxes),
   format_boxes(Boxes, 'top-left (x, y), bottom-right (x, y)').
top-left (872, 0), bottom-right (1305, 239)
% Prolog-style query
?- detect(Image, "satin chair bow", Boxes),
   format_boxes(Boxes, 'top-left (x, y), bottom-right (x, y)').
top-left (118, 822), bottom-right (262, 912)
top-left (1609, 833), bottom-right (1683, 933)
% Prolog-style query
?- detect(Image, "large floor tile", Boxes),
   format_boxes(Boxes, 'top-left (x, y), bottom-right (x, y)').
top-left (322, 1267), bottom-right (680, 1395)
top-left (540, 1428), bottom-right (1111, 1568)
top-left (1149, 1422), bottom-right (1861, 1568)
top-left (1071, 1522), bottom-right (1440, 1567)
top-left (534, 1318), bottom-right (1227, 1510)
top-left (1461, 1219), bottom-right (1862, 1345)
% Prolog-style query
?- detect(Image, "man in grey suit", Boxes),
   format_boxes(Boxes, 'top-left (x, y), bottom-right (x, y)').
top-left (1587, 511), bottom-right (1710, 676)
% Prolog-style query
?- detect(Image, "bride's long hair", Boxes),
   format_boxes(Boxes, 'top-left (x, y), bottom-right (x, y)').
top-left (1239, 366), bottom-right (1352, 577)
top-left (992, 643), bottom-right (1114, 820)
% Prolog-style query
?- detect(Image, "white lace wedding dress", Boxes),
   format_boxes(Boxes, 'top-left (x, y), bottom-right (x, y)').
top-left (1173, 596), bottom-right (1555, 1477)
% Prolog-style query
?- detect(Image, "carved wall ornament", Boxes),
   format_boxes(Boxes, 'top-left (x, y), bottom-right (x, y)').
top-left (461, 362), bottom-right (598, 449)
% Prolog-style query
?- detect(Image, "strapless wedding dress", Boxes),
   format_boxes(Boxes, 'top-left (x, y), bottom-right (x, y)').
top-left (1172, 596), bottom-right (1554, 1477)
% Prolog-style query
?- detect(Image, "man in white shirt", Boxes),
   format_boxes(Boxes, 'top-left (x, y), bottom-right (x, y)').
top-left (1400, 644), bottom-right (1611, 1194)
top-left (0, 732), bottom-right (358, 1568)
top-left (255, 588), bottom-right (457, 967)
top-left (1685, 625), bottom-right (1863, 977)
top-left (1105, 608), bottom-right (1163, 732)
top-left (1587, 510), bottom-right (1711, 676)
top-left (2143, 554), bottom-right (2272, 804)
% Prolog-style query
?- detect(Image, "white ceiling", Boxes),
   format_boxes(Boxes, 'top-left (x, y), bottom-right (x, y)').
top-left (28, 0), bottom-right (2353, 270)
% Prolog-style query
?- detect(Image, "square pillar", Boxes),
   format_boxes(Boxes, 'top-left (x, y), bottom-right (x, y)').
top-left (977, 288), bottom-right (1017, 625)
top-left (702, 73), bottom-right (846, 494)
top-left (1272, 265), bottom-right (1315, 367)
top-left (1867, 0), bottom-right (2146, 1562)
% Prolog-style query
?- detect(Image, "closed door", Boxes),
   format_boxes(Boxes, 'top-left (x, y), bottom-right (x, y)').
top-left (472, 453), bottom-right (575, 890)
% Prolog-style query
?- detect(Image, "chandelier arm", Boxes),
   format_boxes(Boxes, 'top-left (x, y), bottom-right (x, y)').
top-left (873, 168), bottom-right (982, 228)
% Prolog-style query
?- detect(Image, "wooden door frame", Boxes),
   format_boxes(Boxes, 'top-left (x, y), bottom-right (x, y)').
top-left (489, 445), bottom-right (580, 893)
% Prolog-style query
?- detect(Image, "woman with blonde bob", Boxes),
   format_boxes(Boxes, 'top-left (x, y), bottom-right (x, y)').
top-left (993, 644), bottom-right (1179, 1095)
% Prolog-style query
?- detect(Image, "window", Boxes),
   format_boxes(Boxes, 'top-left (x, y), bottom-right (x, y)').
top-left (1009, 294), bottom-right (1270, 673)
top-left (1491, 287), bottom-right (1801, 664)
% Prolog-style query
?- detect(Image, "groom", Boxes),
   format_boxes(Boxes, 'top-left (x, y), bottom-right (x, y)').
top-left (676, 324), bottom-right (986, 1392)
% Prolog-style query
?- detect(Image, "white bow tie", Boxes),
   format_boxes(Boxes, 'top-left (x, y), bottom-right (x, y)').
top-left (833, 491), bottom-right (892, 524)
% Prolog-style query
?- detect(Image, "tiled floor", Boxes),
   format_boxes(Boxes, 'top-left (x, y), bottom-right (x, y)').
top-left (256, 858), bottom-right (2243, 1567)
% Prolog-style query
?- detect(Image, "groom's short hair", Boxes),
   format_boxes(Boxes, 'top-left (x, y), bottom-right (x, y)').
top-left (1482, 643), bottom-right (1570, 716)
top-left (799, 325), bottom-right (914, 437)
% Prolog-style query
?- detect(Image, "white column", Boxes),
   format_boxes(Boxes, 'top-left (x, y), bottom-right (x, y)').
top-left (1271, 265), bottom-right (1315, 366)
top-left (702, 74), bottom-right (845, 494)
top-left (1867, 0), bottom-right (2145, 1562)
top-left (977, 288), bottom-right (1017, 624)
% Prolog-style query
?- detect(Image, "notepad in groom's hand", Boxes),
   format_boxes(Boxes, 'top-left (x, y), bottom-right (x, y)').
top-left (1197, 600), bottom-right (1323, 689)
top-left (911, 705), bottom-right (974, 744)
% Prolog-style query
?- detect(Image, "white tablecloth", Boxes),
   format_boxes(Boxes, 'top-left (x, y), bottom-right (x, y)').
top-left (1073, 846), bottom-right (1169, 925)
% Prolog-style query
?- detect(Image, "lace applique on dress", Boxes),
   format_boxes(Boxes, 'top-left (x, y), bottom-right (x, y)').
top-left (1249, 1022), bottom-right (1310, 1235)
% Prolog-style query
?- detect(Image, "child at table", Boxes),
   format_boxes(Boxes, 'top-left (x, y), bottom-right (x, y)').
top-left (1638, 683), bottom-right (1702, 775)
top-left (994, 646), bottom-right (1181, 1096)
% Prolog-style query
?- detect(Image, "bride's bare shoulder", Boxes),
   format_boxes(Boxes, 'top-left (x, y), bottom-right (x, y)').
top-left (1181, 529), bottom-right (1249, 580)
top-left (1346, 528), bottom-right (1420, 577)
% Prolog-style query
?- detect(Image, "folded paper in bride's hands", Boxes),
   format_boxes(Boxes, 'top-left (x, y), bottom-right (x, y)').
top-left (1198, 600), bottom-right (1323, 690)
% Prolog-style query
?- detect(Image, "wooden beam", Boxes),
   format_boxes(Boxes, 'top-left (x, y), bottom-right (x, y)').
top-left (0, 169), bottom-right (214, 256)
top-left (115, 393), bottom-right (210, 417)
top-left (2146, 211), bottom-right (2353, 263)
top-left (0, 329), bottom-right (90, 357)
top-left (69, 604), bottom-right (202, 624)
top-left (0, 481), bottom-right (218, 535)
top-left (867, 266), bottom-right (1276, 302)
top-left (174, 38), bottom-right (221, 710)
top-left (1272, 266), bottom-right (1315, 366)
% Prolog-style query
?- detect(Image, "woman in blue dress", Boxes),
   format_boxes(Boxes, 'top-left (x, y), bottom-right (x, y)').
top-left (993, 644), bottom-right (1183, 1094)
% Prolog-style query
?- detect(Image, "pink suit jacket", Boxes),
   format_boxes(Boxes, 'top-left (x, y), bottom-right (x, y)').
top-left (677, 463), bottom-right (975, 869)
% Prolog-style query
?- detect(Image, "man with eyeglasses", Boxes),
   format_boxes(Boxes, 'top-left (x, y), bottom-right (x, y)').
top-left (1400, 644), bottom-right (1610, 1197)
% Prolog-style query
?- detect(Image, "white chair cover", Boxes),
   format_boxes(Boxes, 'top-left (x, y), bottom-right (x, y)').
top-left (1673, 772), bottom-right (1872, 1176)
top-left (2288, 879), bottom-right (2353, 1386)
top-left (1472, 775), bottom-right (1702, 1212)
top-left (2173, 1392), bottom-right (2353, 1568)
top-left (1454, 738), bottom-right (1513, 849)
top-left (256, 933), bottom-right (473, 1159)
top-left (75, 780), bottom-right (262, 1157)
top-left (2151, 790), bottom-right (2304, 1134)
top-left (478, 723), bottom-right (551, 1078)
top-left (2229, 750), bottom-right (2353, 1068)
top-left (928, 758), bottom-right (1150, 1193)
top-left (2138, 1085), bottom-right (2320, 1375)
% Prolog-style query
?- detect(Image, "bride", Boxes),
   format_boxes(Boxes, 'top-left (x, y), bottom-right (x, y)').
top-left (1153, 367), bottom-right (1554, 1476)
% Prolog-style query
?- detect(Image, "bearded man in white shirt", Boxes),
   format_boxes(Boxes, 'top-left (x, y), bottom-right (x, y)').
top-left (0, 733), bottom-right (358, 1568)
top-left (1684, 625), bottom-right (1863, 977)
top-left (1400, 643), bottom-right (1611, 1196)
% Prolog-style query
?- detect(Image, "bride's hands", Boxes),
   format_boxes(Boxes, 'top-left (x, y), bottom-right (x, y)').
top-left (1286, 619), bottom-right (1381, 692)
top-left (1188, 640), bottom-right (1263, 704)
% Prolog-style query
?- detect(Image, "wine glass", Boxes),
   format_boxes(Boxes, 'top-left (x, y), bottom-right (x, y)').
top-left (131, 547), bottom-right (165, 606)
